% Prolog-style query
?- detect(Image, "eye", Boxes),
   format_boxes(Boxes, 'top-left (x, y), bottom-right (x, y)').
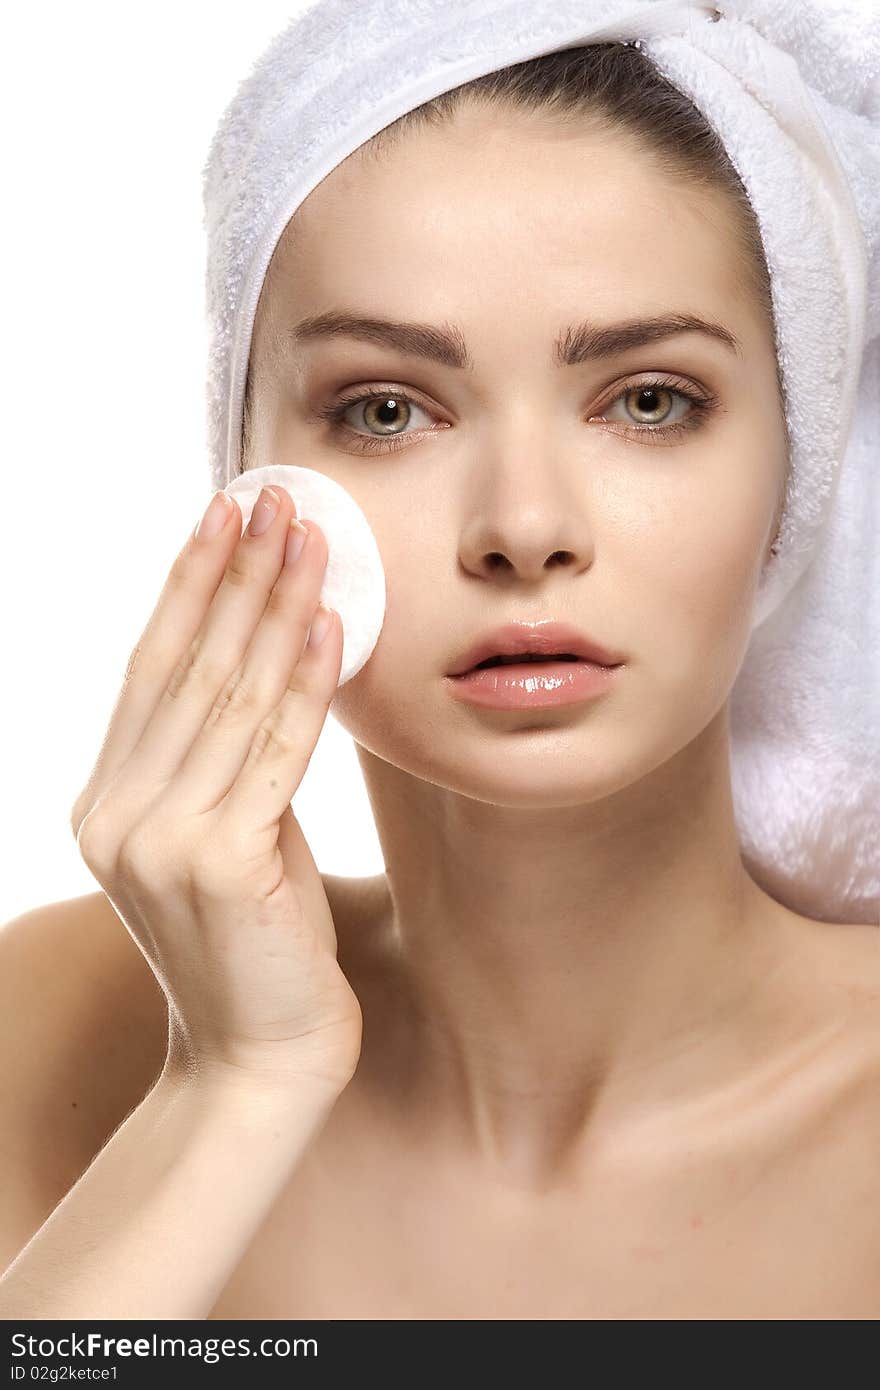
top-left (317, 386), bottom-right (441, 454)
top-left (607, 384), bottom-right (688, 426)
top-left (590, 377), bottom-right (719, 445)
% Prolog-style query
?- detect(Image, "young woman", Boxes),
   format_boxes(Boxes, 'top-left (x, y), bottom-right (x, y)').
top-left (1, 40), bottom-right (877, 1321)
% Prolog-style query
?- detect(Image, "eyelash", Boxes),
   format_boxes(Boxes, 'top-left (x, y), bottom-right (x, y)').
top-left (315, 375), bottom-right (720, 455)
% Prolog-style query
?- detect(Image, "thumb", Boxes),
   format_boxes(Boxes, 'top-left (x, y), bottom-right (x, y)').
top-left (276, 802), bottom-right (339, 954)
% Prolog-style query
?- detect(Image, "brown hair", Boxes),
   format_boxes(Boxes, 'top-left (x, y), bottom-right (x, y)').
top-left (242, 40), bottom-right (789, 541)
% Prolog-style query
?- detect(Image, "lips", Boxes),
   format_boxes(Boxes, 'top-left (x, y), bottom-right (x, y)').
top-left (475, 652), bottom-right (581, 668)
top-left (447, 622), bottom-right (625, 677)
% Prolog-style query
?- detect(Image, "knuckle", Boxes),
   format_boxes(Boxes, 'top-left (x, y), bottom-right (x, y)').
top-left (205, 664), bottom-right (266, 728)
top-left (248, 709), bottom-right (300, 765)
top-left (70, 795), bottom-right (89, 841)
top-left (222, 545), bottom-right (259, 591)
top-left (166, 634), bottom-right (226, 704)
top-left (263, 582), bottom-right (294, 620)
top-left (164, 552), bottom-right (208, 613)
top-left (70, 775), bottom-right (102, 840)
top-left (75, 804), bottom-right (120, 876)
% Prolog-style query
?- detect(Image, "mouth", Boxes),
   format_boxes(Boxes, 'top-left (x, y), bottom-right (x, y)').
top-left (471, 653), bottom-right (584, 670)
top-left (447, 622), bottom-right (626, 678)
top-left (446, 649), bottom-right (621, 709)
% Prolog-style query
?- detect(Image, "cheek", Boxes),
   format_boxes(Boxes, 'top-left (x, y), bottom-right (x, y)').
top-left (329, 658), bottom-right (448, 787)
top-left (328, 548), bottom-right (435, 734)
top-left (624, 455), bottom-right (776, 699)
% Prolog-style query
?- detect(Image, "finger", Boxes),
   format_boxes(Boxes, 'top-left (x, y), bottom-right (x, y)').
top-left (159, 517), bottom-right (338, 814)
top-left (121, 485), bottom-right (306, 795)
top-left (71, 490), bottom-right (255, 825)
top-left (218, 599), bottom-right (341, 834)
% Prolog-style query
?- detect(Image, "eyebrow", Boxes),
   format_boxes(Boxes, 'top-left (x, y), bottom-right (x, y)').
top-left (288, 309), bottom-right (742, 369)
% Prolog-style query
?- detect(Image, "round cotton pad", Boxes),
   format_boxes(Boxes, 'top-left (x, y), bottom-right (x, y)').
top-left (223, 464), bottom-right (386, 687)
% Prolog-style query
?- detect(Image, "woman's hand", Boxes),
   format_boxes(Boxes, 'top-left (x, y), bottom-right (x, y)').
top-left (70, 484), bottom-right (363, 1099)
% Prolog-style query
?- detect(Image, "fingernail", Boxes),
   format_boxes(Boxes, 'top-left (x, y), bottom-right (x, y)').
top-left (285, 519), bottom-right (308, 567)
top-left (308, 604), bottom-right (334, 648)
top-left (248, 486), bottom-right (281, 537)
top-left (195, 490), bottom-right (232, 542)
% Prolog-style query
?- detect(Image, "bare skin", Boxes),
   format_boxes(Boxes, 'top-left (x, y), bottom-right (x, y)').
top-left (223, 883), bottom-right (880, 1320)
top-left (17, 103), bottom-right (877, 1318)
top-left (21, 880), bottom-right (880, 1318)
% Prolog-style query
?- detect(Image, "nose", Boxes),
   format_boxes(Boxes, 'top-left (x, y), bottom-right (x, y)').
top-left (456, 415), bottom-right (597, 583)
top-left (459, 508), bottom-right (590, 583)
top-left (483, 540), bottom-right (576, 577)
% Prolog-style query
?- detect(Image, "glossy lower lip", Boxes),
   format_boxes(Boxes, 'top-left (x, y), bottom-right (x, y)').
top-left (445, 659), bottom-right (622, 709)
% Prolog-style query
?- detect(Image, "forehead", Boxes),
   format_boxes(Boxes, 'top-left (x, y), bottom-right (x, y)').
top-left (267, 108), bottom-right (747, 338)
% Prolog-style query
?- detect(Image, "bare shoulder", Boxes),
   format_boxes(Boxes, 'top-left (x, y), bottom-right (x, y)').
top-left (0, 870), bottom-right (386, 1181)
top-left (0, 890), bottom-right (169, 1269)
top-left (0, 889), bottom-right (170, 1098)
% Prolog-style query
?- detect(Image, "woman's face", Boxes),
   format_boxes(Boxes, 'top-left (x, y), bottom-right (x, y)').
top-left (246, 104), bottom-right (787, 806)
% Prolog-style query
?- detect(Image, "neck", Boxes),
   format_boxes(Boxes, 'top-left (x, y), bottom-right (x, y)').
top-left (351, 706), bottom-right (802, 1183)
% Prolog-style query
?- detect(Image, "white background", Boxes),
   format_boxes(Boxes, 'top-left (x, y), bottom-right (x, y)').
top-left (0, 1), bottom-right (385, 926)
